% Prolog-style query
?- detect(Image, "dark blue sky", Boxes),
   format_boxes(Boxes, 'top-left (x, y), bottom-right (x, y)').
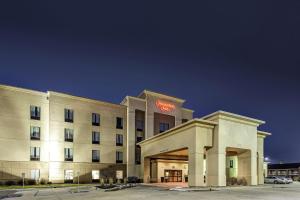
top-left (0, 1), bottom-right (299, 163)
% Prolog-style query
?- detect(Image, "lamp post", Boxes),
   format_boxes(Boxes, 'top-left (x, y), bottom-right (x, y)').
top-left (21, 173), bottom-right (25, 189)
top-left (77, 171), bottom-right (80, 192)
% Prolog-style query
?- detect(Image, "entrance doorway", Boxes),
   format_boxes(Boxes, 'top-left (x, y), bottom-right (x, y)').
top-left (164, 170), bottom-right (182, 182)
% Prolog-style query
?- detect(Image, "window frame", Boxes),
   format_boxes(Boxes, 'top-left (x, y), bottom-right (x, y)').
top-left (116, 134), bottom-right (123, 146)
top-left (92, 131), bottom-right (100, 144)
top-left (116, 117), bottom-right (123, 129)
top-left (30, 105), bottom-right (41, 120)
top-left (92, 113), bottom-right (100, 126)
top-left (116, 151), bottom-right (123, 163)
top-left (92, 150), bottom-right (100, 162)
top-left (64, 148), bottom-right (73, 161)
top-left (64, 109), bottom-right (74, 123)
top-left (30, 126), bottom-right (40, 140)
top-left (30, 147), bottom-right (40, 161)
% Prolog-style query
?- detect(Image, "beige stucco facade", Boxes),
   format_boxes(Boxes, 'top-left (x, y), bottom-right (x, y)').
top-left (0, 84), bottom-right (270, 186)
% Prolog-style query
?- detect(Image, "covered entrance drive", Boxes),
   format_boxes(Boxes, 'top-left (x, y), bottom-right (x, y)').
top-left (138, 119), bottom-right (216, 187)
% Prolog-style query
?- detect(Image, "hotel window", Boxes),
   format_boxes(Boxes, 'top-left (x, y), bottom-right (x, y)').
top-left (116, 134), bottom-right (123, 146)
top-left (30, 169), bottom-right (40, 180)
top-left (230, 160), bottom-right (234, 168)
top-left (92, 131), bottom-right (100, 144)
top-left (182, 119), bottom-right (188, 123)
top-left (116, 117), bottom-right (123, 129)
top-left (92, 113), bottom-right (100, 126)
top-left (64, 109), bottom-right (74, 123)
top-left (159, 123), bottom-right (169, 133)
top-left (30, 147), bottom-right (40, 161)
top-left (64, 128), bottom-right (73, 142)
top-left (30, 105), bottom-right (40, 120)
top-left (92, 170), bottom-right (100, 181)
top-left (64, 148), bottom-right (73, 161)
top-left (116, 151), bottom-right (123, 163)
top-left (64, 170), bottom-right (73, 182)
top-left (136, 120), bottom-right (144, 131)
top-left (92, 150), bottom-right (100, 162)
top-left (30, 126), bottom-right (40, 140)
top-left (135, 146), bottom-right (141, 165)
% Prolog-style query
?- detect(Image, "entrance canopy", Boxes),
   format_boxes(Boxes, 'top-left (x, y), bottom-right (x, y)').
top-left (138, 119), bottom-right (217, 187)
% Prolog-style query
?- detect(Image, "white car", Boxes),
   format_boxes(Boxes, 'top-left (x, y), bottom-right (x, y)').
top-left (283, 177), bottom-right (293, 184)
top-left (264, 176), bottom-right (286, 184)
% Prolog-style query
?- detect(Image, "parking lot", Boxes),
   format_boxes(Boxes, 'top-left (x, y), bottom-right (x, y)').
top-left (1, 182), bottom-right (300, 200)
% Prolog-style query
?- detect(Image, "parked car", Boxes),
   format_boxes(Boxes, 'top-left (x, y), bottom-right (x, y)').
top-left (283, 177), bottom-right (293, 184)
top-left (264, 176), bottom-right (286, 184)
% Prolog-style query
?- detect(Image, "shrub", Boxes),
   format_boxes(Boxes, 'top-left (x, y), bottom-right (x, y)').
top-left (5, 180), bottom-right (16, 186)
top-left (47, 181), bottom-right (52, 185)
top-left (237, 177), bottom-right (247, 186)
top-left (26, 179), bottom-right (36, 185)
top-left (40, 178), bottom-right (46, 185)
top-left (227, 177), bottom-right (237, 186)
top-left (0, 181), bottom-right (3, 186)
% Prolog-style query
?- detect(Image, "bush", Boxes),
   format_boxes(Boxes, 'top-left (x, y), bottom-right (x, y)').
top-left (0, 181), bottom-right (3, 186)
top-left (47, 181), bottom-right (52, 185)
top-left (227, 177), bottom-right (238, 186)
top-left (40, 178), bottom-right (46, 185)
top-left (237, 177), bottom-right (247, 186)
top-left (5, 180), bottom-right (16, 186)
top-left (17, 179), bottom-right (24, 185)
top-left (26, 179), bottom-right (36, 185)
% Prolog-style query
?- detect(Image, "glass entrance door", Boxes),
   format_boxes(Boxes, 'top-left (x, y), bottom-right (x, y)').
top-left (164, 170), bottom-right (182, 182)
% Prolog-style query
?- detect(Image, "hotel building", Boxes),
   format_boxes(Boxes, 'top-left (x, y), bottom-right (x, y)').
top-left (0, 84), bottom-right (271, 186)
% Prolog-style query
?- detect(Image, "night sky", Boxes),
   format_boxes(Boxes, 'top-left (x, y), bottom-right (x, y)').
top-left (0, 1), bottom-right (299, 163)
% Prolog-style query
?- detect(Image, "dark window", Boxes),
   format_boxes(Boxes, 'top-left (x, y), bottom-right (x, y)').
top-left (159, 123), bottom-right (169, 133)
top-left (136, 136), bottom-right (143, 143)
top-left (92, 150), bottom-right (100, 162)
top-left (116, 117), bottom-right (123, 129)
top-left (30, 126), bottom-right (40, 140)
top-left (135, 146), bottom-right (141, 165)
top-left (64, 148), bottom-right (73, 161)
top-left (92, 132), bottom-right (100, 144)
top-left (30, 147), bottom-right (40, 161)
top-left (116, 134), bottom-right (123, 146)
top-left (182, 119), bottom-right (188, 123)
top-left (136, 120), bottom-right (144, 131)
top-left (116, 151), bottom-right (123, 163)
top-left (64, 109), bottom-right (74, 123)
top-left (92, 113), bottom-right (100, 126)
top-left (230, 160), bottom-right (234, 168)
top-left (64, 129), bottom-right (73, 142)
top-left (30, 106), bottom-right (40, 120)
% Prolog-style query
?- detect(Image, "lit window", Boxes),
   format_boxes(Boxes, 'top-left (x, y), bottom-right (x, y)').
top-left (64, 148), bottom-right (73, 161)
top-left (30, 147), bottom-right (40, 161)
top-left (30, 126), bottom-right (40, 140)
top-left (230, 160), bottom-right (234, 168)
top-left (116, 134), bottom-right (123, 146)
top-left (64, 109), bottom-right (74, 123)
top-left (30, 169), bottom-right (40, 180)
top-left (92, 113), bottom-right (100, 126)
top-left (92, 170), bottom-right (100, 180)
top-left (30, 106), bottom-right (40, 120)
top-left (64, 128), bottom-right (73, 142)
top-left (64, 170), bottom-right (73, 182)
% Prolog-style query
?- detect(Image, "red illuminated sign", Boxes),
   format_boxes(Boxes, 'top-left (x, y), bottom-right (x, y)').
top-left (156, 100), bottom-right (175, 112)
